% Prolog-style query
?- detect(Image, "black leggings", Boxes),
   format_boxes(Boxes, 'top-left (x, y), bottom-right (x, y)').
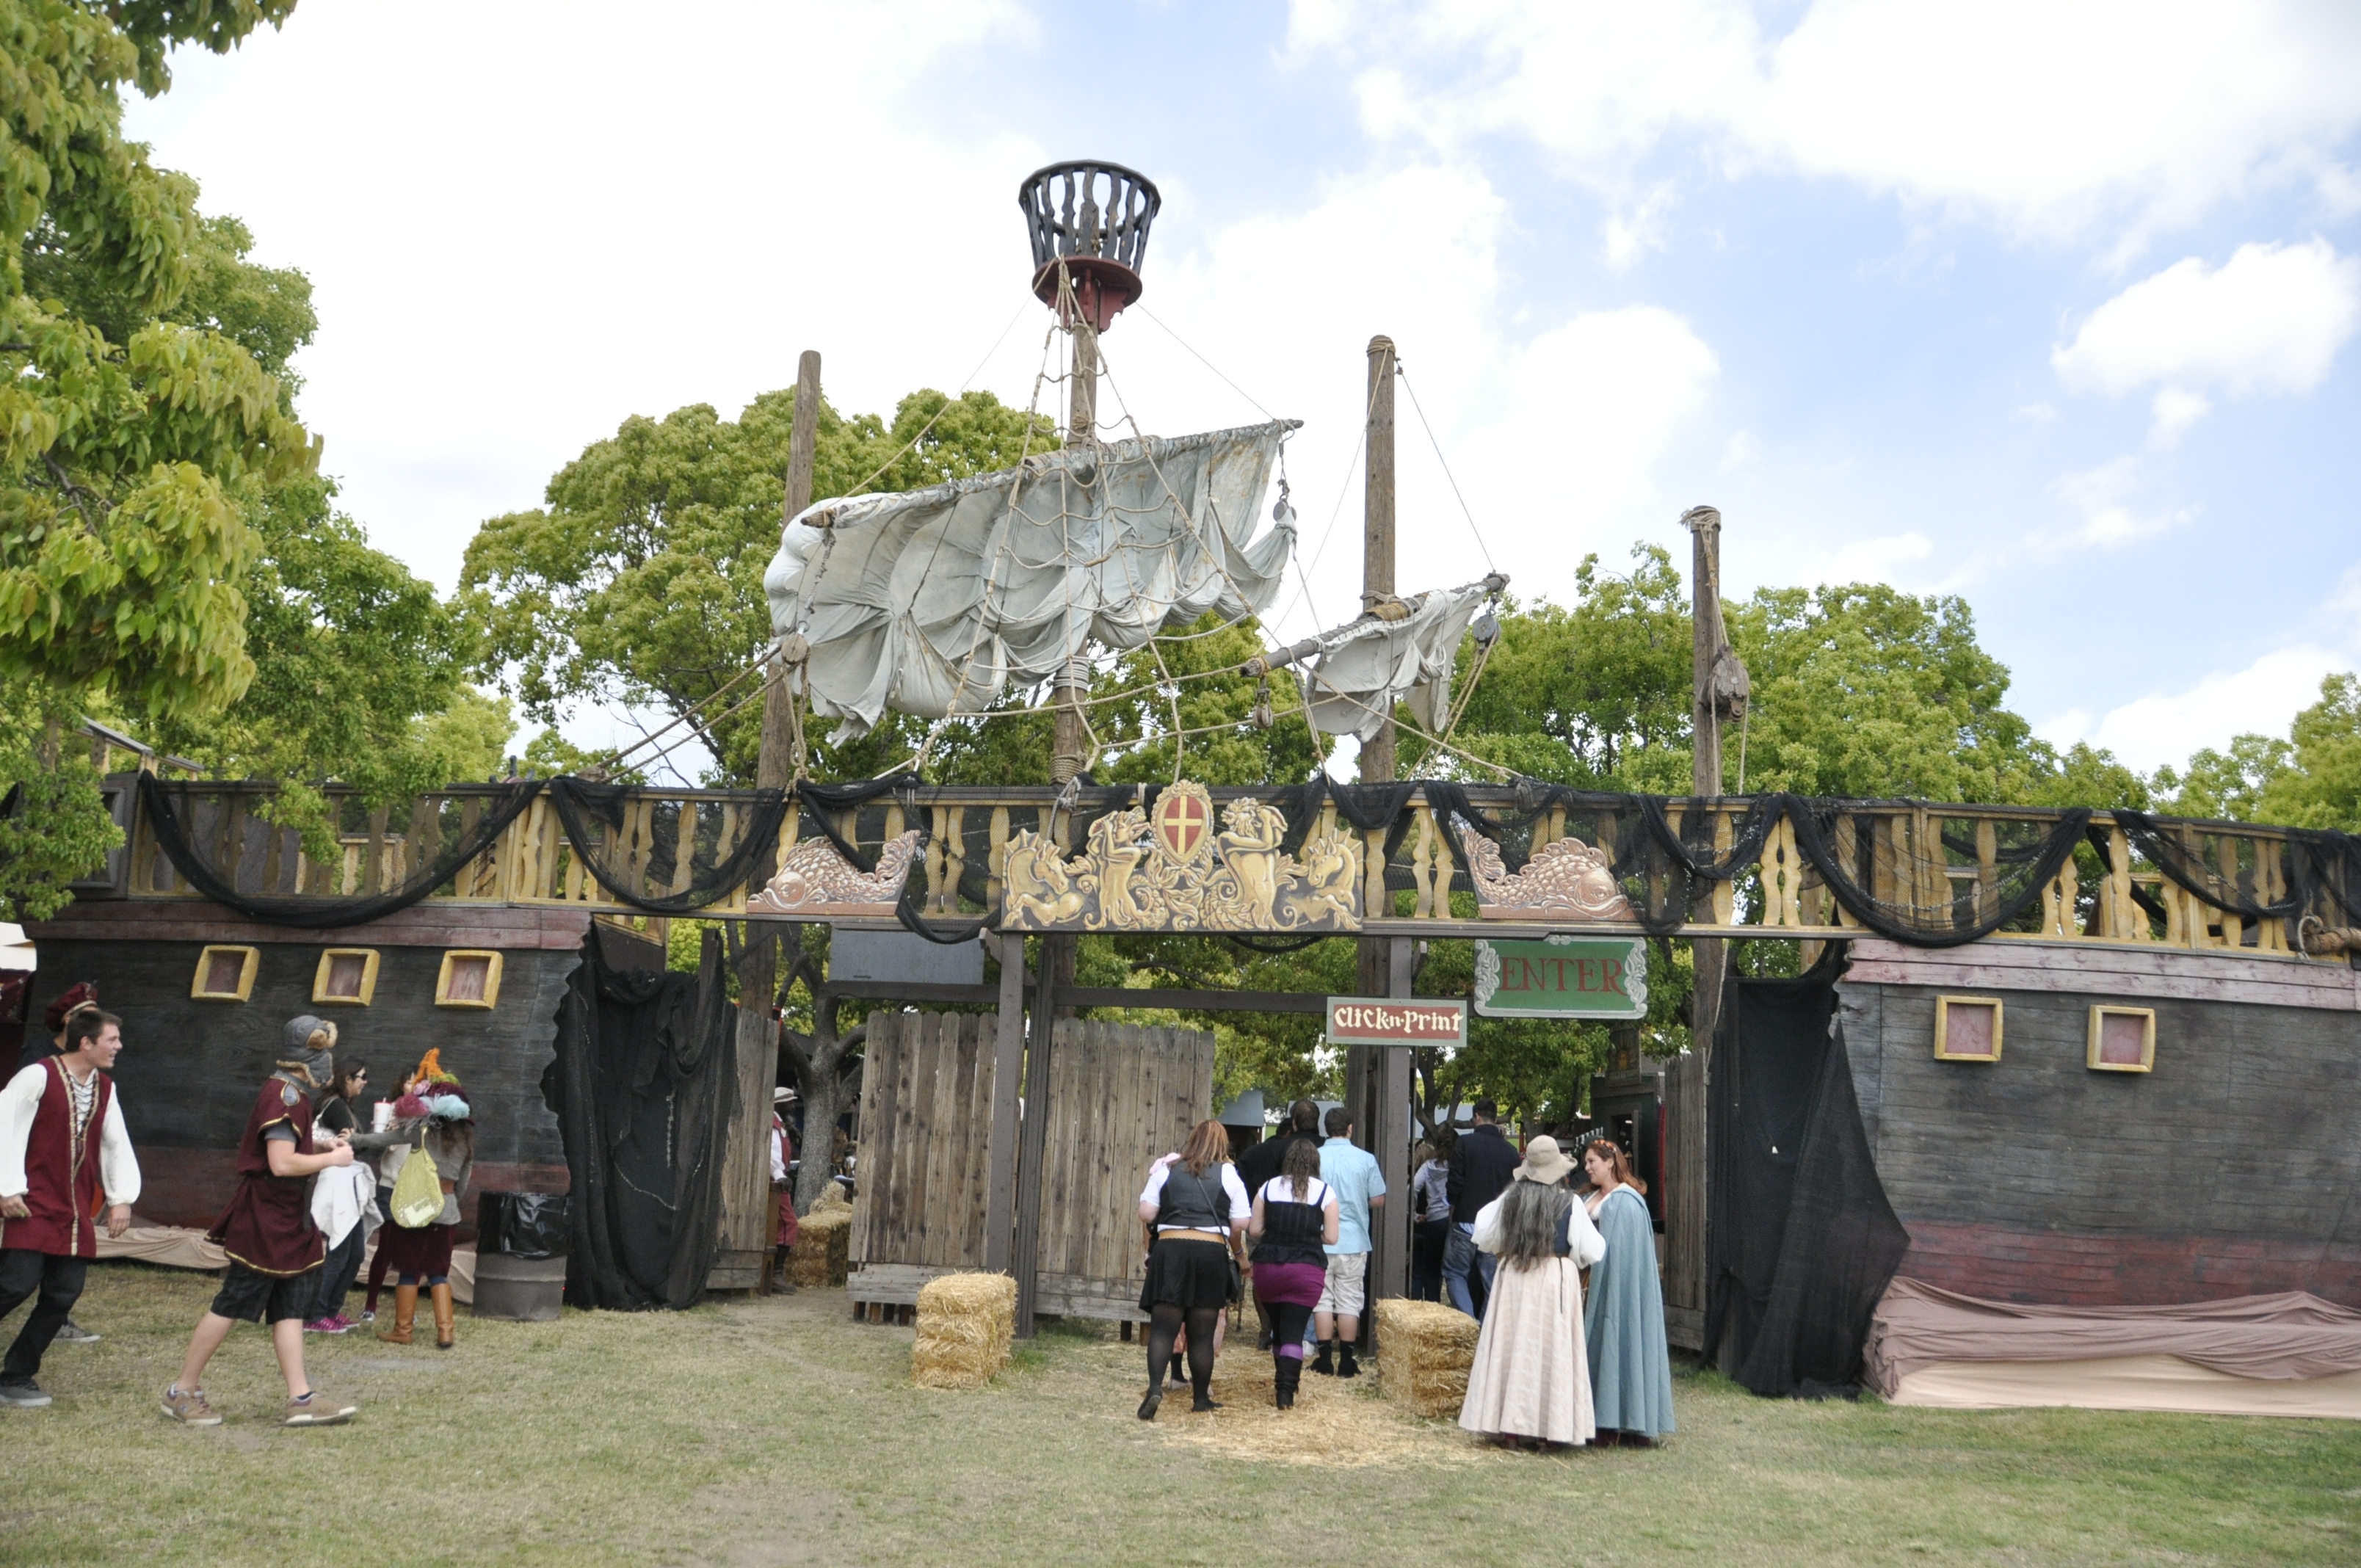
top-left (1145, 1303), bottom-right (1219, 1401)
top-left (1265, 1300), bottom-right (1315, 1360)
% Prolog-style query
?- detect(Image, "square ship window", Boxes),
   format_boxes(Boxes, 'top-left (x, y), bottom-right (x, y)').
top-left (1932, 995), bottom-right (2002, 1061)
top-left (312, 948), bottom-right (380, 1006)
top-left (190, 945), bottom-right (259, 1001)
top-left (435, 950), bottom-right (503, 1010)
top-left (2087, 1005), bottom-right (2155, 1072)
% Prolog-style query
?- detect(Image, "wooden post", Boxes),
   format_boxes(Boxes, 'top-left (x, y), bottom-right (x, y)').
top-left (1360, 334), bottom-right (1398, 782)
top-left (1350, 335), bottom-right (1401, 1293)
top-left (1013, 933), bottom-right (1064, 1337)
top-left (1676, 504), bottom-right (1724, 1347)
top-left (1051, 321), bottom-right (1098, 784)
top-left (984, 932), bottom-right (1027, 1274)
top-left (1365, 935), bottom-right (1414, 1313)
top-left (714, 350), bottom-right (827, 1291)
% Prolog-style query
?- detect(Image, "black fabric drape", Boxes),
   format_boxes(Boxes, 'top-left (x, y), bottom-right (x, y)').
top-left (545, 926), bottom-right (736, 1311)
top-left (2117, 809), bottom-right (2304, 921)
top-left (1703, 954), bottom-right (1910, 1396)
top-left (797, 774), bottom-right (923, 874)
top-left (1788, 799), bottom-right (2091, 949)
top-left (545, 777), bottom-right (790, 916)
top-left (136, 773), bottom-right (540, 929)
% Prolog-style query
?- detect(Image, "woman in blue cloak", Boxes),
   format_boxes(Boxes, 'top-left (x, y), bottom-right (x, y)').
top-left (1581, 1138), bottom-right (1676, 1444)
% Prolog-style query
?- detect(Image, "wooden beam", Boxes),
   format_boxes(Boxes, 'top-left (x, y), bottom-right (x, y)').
top-left (1360, 333), bottom-right (1398, 782)
top-left (983, 933), bottom-right (1026, 1274)
top-left (1012, 934), bottom-right (1066, 1336)
top-left (1369, 935), bottom-right (1415, 1310)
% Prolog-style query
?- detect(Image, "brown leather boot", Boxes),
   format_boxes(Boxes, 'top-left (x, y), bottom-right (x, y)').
top-left (431, 1282), bottom-right (456, 1350)
top-left (377, 1284), bottom-right (416, 1346)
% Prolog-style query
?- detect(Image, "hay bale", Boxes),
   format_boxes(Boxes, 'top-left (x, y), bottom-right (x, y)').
top-left (811, 1180), bottom-right (852, 1214)
top-left (1374, 1298), bottom-right (1479, 1419)
top-left (788, 1207), bottom-right (851, 1288)
top-left (910, 1272), bottom-right (1015, 1390)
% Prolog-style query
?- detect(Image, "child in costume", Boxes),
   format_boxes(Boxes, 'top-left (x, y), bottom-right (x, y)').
top-left (0, 1006), bottom-right (139, 1408)
top-left (162, 1017), bottom-right (359, 1427)
top-left (366, 1050), bottom-right (474, 1350)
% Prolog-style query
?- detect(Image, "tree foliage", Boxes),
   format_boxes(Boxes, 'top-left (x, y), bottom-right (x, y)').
top-left (2157, 673), bottom-right (2361, 832)
top-left (460, 388), bottom-right (1053, 784)
top-left (0, 0), bottom-right (308, 914)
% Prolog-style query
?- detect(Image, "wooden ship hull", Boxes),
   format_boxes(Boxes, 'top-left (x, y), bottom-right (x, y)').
top-left (27, 898), bottom-right (657, 1233)
top-left (1835, 938), bottom-right (2361, 1310)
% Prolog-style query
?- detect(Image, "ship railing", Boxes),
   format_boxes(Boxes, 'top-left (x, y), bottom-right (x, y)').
top-left (104, 778), bottom-right (2354, 957)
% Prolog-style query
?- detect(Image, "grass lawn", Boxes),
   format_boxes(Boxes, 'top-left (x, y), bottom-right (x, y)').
top-left (1, 1264), bottom-right (2357, 1567)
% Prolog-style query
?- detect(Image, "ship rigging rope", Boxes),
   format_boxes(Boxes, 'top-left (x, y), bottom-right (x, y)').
top-left (1398, 363), bottom-right (1498, 577)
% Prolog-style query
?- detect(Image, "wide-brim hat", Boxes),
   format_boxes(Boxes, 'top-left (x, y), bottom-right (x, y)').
top-left (1513, 1134), bottom-right (1576, 1186)
top-left (773, 1086), bottom-right (797, 1103)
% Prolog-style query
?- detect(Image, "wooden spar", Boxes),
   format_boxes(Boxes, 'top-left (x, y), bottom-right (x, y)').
top-left (1050, 311), bottom-right (1097, 785)
top-left (1360, 334), bottom-right (1399, 782)
top-left (1240, 572), bottom-right (1510, 680)
top-left (714, 349), bottom-right (826, 1292)
top-left (1676, 502), bottom-right (1727, 1354)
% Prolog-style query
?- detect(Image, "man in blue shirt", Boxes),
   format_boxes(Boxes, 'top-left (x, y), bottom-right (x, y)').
top-left (1313, 1106), bottom-right (1386, 1379)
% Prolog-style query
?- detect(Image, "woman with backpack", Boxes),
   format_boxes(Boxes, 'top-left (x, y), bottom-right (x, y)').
top-left (353, 1050), bottom-right (474, 1351)
top-left (1133, 1119), bottom-right (1250, 1420)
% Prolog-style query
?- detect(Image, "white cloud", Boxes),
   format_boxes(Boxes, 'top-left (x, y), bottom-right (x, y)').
top-left (2052, 239), bottom-right (2361, 399)
top-left (1815, 531), bottom-right (1934, 585)
top-left (2147, 387), bottom-right (2211, 449)
top-left (1298, 1), bottom-right (2361, 240)
top-left (2043, 646), bottom-right (2351, 770)
top-left (2049, 456), bottom-right (2188, 550)
top-left (1603, 183), bottom-right (1678, 271)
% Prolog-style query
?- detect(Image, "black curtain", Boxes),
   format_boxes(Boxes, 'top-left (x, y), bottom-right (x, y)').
top-left (1703, 952), bottom-right (1910, 1395)
top-left (544, 925), bottom-right (736, 1310)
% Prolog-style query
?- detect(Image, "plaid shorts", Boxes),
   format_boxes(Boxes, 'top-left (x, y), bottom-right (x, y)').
top-left (210, 1263), bottom-right (319, 1324)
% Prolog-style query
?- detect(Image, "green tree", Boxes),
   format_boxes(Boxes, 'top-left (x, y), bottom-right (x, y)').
top-left (0, 0), bottom-right (312, 915)
top-left (460, 387), bottom-right (1052, 785)
top-left (2156, 672), bottom-right (2361, 832)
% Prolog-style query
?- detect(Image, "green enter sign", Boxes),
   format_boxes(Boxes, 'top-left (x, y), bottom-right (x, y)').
top-left (1472, 937), bottom-right (1649, 1020)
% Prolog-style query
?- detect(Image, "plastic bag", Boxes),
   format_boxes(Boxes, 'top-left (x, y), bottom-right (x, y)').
top-left (476, 1191), bottom-right (570, 1258)
top-left (389, 1129), bottom-right (443, 1228)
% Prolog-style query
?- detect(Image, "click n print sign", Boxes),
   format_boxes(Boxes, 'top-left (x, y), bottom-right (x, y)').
top-left (1325, 998), bottom-right (1468, 1048)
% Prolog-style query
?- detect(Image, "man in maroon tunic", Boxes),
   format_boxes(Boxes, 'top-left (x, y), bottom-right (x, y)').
top-left (164, 1017), bottom-right (360, 1427)
top-left (0, 1007), bottom-right (139, 1408)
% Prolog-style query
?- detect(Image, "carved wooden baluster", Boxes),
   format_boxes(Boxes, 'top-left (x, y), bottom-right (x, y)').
top-left (667, 803), bottom-right (698, 902)
top-left (2216, 834), bottom-right (2245, 949)
top-left (1659, 804), bottom-right (1683, 921)
top-left (1831, 815), bottom-right (1862, 929)
top-left (2057, 854), bottom-right (2080, 936)
top-left (1410, 800), bottom-right (1437, 919)
top-left (944, 805), bottom-right (968, 913)
top-left (1364, 827), bottom-right (1388, 919)
top-left (1711, 809), bottom-right (1736, 926)
top-left (1974, 819), bottom-right (1999, 924)
top-left (926, 806), bottom-right (949, 910)
top-left (987, 806), bottom-right (1011, 911)
top-left (2259, 841), bottom-right (2288, 953)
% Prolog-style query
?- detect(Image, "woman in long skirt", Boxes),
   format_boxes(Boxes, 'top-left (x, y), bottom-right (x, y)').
top-left (1459, 1136), bottom-right (1606, 1449)
top-left (1583, 1138), bottom-right (1677, 1444)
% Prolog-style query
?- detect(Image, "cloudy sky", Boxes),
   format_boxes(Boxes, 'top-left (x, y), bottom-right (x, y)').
top-left (126, 1), bottom-right (2361, 774)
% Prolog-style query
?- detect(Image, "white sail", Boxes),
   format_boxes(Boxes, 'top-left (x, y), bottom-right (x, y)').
top-left (765, 420), bottom-right (1297, 740)
top-left (1300, 580), bottom-right (1495, 742)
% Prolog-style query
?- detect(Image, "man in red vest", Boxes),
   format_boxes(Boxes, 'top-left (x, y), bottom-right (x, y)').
top-left (0, 1006), bottom-right (139, 1409)
top-left (163, 1017), bottom-right (359, 1428)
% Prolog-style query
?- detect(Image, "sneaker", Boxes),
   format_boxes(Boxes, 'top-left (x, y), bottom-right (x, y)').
top-left (283, 1390), bottom-right (356, 1427)
top-left (302, 1317), bottom-right (347, 1335)
top-left (359, 1308), bottom-right (376, 1323)
top-left (162, 1386), bottom-right (222, 1426)
top-left (331, 1313), bottom-right (358, 1332)
top-left (0, 1379), bottom-right (51, 1408)
top-left (50, 1318), bottom-right (98, 1345)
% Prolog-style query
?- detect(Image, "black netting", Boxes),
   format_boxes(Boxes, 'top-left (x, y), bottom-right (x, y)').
top-left (1788, 799), bottom-right (2089, 948)
top-left (545, 778), bottom-right (791, 916)
top-left (1703, 954), bottom-right (1910, 1397)
top-left (136, 773), bottom-right (541, 928)
top-left (2293, 830), bottom-right (2361, 927)
top-left (2117, 810), bottom-right (2302, 922)
top-left (543, 924), bottom-right (736, 1311)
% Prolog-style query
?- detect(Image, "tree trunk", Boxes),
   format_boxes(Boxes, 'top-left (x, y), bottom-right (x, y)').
top-left (784, 1001), bottom-right (866, 1217)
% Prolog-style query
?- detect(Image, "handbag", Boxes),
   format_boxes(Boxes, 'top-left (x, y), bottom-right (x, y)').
top-left (388, 1127), bottom-right (443, 1229)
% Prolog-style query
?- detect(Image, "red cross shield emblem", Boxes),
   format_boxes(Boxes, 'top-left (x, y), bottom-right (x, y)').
top-left (1153, 783), bottom-right (1214, 864)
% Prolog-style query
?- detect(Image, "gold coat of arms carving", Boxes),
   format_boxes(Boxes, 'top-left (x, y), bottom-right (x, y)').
top-left (1000, 781), bottom-right (1363, 933)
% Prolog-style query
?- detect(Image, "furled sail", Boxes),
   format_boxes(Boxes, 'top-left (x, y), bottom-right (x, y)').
top-left (765, 420), bottom-right (1298, 740)
top-left (1247, 575), bottom-right (1505, 744)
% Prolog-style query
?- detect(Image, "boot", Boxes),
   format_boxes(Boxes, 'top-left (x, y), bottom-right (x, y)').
top-left (1338, 1340), bottom-right (1360, 1379)
top-left (1273, 1355), bottom-right (1299, 1410)
top-left (1167, 1351), bottom-right (1187, 1390)
top-left (1310, 1338), bottom-right (1335, 1376)
top-left (377, 1284), bottom-right (416, 1346)
top-left (431, 1283), bottom-right (456, 1350)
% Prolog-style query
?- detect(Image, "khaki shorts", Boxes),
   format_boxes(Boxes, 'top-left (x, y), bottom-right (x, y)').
top-left (1317, 1251), bottom-right (1368, 1317)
